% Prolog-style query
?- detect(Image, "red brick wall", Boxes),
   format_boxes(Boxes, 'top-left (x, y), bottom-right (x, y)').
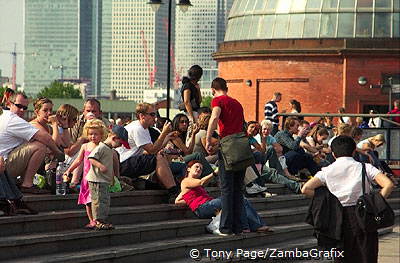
top-left (218, 55), bottom-right (398, 122)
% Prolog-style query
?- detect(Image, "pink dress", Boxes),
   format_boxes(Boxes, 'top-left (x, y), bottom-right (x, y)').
top-left (78, 150), bottom-right (91, 205)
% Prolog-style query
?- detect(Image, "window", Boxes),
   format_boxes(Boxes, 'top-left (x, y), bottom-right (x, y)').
top-left (306, 0), bottom-right (322, 10)
top-left (356, 13), bottom-right (372, 37)
top-left (288, 14), bottom-right (304, 37)
top-left (374, 13), bottom-right (391, 37)
top-left (339, 0), bottom-right (355, 10)
top-left (320, 13), bottom-right (337, 37)
top-left (273, 14), bottom-right (289, 38)
top-left (337, 13), bottom-right (354, 37)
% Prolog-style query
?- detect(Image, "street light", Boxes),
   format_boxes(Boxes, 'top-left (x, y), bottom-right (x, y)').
top-left (147, 0), bottom-right (192, 120)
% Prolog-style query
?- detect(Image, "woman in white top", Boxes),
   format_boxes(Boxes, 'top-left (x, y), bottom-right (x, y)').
top-left (368, 110), bottom-right (381, 128)
top-left (302, 136), bottom-right (394, 263)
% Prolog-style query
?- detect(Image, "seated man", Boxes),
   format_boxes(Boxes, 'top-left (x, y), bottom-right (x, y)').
top-left (116, 103), bottom-right (179, 203)
top-left (274, 117), bottom-right (320, 177)
top-left (0, 92), bottom-right (64, 194)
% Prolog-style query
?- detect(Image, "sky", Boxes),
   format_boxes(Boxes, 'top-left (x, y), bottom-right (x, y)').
top-left (0, 0), bottom-right (24, 84)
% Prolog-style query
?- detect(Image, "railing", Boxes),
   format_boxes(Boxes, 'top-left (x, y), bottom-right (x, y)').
top-left (278, 113), bottom-right (400, 161)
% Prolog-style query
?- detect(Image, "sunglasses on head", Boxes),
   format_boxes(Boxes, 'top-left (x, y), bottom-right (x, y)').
top-left (12, 102), bottom-right (28, 110)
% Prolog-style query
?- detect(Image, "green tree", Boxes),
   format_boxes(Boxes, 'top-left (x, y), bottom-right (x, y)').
top-left (201, 95), bottom-right (212, 108)
top-left (0, 87), bottom-right (5, 98)
top-left (37, 81), bottom-right (82, 99)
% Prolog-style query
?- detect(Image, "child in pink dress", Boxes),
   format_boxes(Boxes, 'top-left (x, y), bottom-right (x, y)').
top-left (65, 119), bottom-right (108, 228)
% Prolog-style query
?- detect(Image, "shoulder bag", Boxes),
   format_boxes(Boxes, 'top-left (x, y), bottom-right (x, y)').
top-left (220, 132), bottom-right (255, 171)
top-left (355, 163), bottom-right (395, 232)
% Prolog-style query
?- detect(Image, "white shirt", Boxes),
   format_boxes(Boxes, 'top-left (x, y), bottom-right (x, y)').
top-left (116, 120), bottom-right (152, 162)
top-left (368, 117), bottom-right (381, 128)
top-left (357, 138), bottom-right (370, 150)
top-left (0, 110), bottom-right (38, 159)
top-left (315, 157), bottom-right (381, 206)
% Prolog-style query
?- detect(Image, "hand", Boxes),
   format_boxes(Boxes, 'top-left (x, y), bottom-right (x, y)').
top-left (192, 124), bottom-right (200, 135)
top-left (298, 126), bottom-right (308, 137)
top-left (48, 115), bottom-right (58, 124)
top-left (205, 138), bottom-right (213, 154)
top-left (167, 131), bottom-right (179, 140)
top-left (100, 165), bottom-right (108, 173)
top-left (162, 121), bottom-right (172, 134)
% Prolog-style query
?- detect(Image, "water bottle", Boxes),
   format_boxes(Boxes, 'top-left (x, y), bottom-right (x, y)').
top-left (55, 162), bottom-right (65, 195)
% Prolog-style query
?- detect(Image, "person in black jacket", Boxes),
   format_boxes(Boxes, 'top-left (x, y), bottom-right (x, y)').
top-left (180, 65), bottom-right (203, 122)
top-left (301, 136), bottom-right (394, 263)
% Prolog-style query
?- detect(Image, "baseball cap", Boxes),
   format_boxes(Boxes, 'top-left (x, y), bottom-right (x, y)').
top-left (112, 125), bottom-right (130, 149)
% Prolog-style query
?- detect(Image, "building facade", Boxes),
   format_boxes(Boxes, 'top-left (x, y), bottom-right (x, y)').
top-left (214, 0), bottom-right (400, 121)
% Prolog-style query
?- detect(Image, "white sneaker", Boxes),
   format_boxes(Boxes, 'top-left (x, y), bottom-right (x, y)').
top-left (279, 156), bottom-right (287, 170)
top-left (212, 229), bottom-right (233, 236)
top-left (264, 192), bottom-right (277, 198)
top-left (246, 184), bottom-right (268, 194)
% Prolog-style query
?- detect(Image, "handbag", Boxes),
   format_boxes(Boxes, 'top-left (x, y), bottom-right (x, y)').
top-left (355, 163), bottom-right (395, 232)
top-left (220, 132), bottom-right (255, 171)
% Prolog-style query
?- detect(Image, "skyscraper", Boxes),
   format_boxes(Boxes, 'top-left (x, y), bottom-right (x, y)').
top-left (111, 0), bottom-right (173, 101)
top-left (24, 0), bottom-right (111, 97)
top-left (24, 0), bottom-right (81, 95)
top-left (174, 0), bottom-right (233, 96)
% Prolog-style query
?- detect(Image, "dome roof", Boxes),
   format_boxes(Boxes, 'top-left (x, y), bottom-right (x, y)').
top-left (225, 0), bottom-right (400, 41)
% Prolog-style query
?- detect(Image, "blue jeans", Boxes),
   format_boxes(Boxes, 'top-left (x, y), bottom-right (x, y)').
top-left (218, 152), bottom-right (245, 234)
top-left (194, 197), bottom-right (264, 231)
top-left (261, 167), bottom-right (300, 193)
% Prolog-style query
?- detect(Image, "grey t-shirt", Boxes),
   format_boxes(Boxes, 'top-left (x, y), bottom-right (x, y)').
top-left (86, 142), bottom-right (114, 184)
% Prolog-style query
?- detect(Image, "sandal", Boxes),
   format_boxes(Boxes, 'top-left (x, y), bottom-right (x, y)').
top-left (95, 221), bottom-right (114, 230)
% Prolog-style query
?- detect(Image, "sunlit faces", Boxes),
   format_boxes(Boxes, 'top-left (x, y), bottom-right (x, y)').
top-left (289, 120), bottom-right (300, 134)
top-left (179, 117), bottom-right (189, 132)
top-left (36, 103), bottom-right (53, 122)
top-left (317, 134), bottom-right (328, 143)
top-left (188, 162), bottom-right (203, 178)
top-left (87, 128), bottom-right (103, 144)
top-left (261, 125), bottom-right (271, 137)
top-left (10, 94), bottom-right (29, 118)
top-left (83, 102), bottom-right (101, 119)
top-left (247, 123), bottom-right (260, 137)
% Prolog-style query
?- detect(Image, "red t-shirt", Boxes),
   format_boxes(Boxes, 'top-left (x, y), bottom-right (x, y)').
top-left (211, 95), bottom-right (244, 138)
top-left (388, 107), bottom-right (400, 123)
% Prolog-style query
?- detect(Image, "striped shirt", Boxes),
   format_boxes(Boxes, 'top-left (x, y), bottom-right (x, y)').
top-left (264, 100), bottom-right (279, 125)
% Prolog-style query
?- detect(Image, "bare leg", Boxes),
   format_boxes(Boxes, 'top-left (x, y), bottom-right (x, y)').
top-left (22, 142), bottom-right (47, 188)
top-left (155, 153), bottom-right (176, 189)
top-left (86, 204), bottom-right (94, 223)
top-left (112, 150), bottom-right (120, 178)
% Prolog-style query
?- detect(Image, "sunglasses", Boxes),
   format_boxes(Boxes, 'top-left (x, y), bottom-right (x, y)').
top-left (145, 112), bottom-right (157, 117)
top-left (180, 120), bottom-right (189, 124)
top-left (12, 102), bottom-right (28, 110)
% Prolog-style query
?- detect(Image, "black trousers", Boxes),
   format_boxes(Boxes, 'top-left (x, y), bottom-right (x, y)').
top-left (340, 206), bottom-right (378, 263)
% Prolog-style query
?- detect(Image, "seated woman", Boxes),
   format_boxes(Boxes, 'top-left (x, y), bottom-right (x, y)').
top-left (305, 125), bottom-right (331, 167)
top-left (175, 160), bottom-right (271, 234)
top-left (193, 112), bottom-right (219, 164)
top-left (357, 134), bottom-right (393, 175)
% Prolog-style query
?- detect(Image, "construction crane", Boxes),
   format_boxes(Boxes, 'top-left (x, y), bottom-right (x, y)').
top-left (140, 30), bottom-right (156, 88)
top-left (0, 43), bottom-right (36, 90)
top-left (163, 19), bottom-right (181, 90)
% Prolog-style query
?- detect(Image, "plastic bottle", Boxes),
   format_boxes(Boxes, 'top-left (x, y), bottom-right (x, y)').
top-left (55, 162), bottom-right (65, 195)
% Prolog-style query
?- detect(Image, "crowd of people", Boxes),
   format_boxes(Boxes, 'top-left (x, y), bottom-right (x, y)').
top-left (0, 67), bottom-right (399, 261)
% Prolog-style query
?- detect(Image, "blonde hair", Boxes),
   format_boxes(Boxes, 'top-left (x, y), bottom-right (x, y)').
top-left (370, 134), bottom-right (385, 144)
top-left (135, 103), bottom-right (154, 119)
top-left (260, 119), bottom-right (273, 130)
top-left (57, 104), bottom-right (79, 123)
top-left (83, 119), bottom-right (108, 141)
top-left (336, 123), bottom-right (352, 136)
top-left (197, 112), bottom-right (211, 130)
top-left (33, 97), bottom-right (53, 113)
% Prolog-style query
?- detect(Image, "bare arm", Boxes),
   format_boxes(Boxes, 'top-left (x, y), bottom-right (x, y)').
top-left (301, 176), bottom-right (323, 198)
top-left (174, 191), bottom-right (187, 206)
top-left (143, 122), bottom-right (172, 154)
top-left (183, 89), bottom-right (195, 121)
top-left (64, 136), bottom-right (88, 157)
top-left (31, 130), bottom-right (64, 158)
top-left (374, 172), bottom-right (394, 198)
top-left (182, 173), bottom-right (215, 188)
top-left (206, 106), bottom-right (221, 154)
top-left (89, 158), bottom-right (107, 173)
top-left (65, 146), bottom-right (85, 174)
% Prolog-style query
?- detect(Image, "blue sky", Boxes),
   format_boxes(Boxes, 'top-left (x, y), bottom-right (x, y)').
top-left (0, 0), bottom-right (24, 84)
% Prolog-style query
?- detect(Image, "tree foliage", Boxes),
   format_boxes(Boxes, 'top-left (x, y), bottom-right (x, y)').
top-left (201, 95), bottom-right (213, 108)
top-left (37, 81), bottom-right (82, 99)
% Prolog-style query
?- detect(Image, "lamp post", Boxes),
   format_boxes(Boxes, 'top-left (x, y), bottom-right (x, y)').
top-left (147, 0), bottom-right (192, 120)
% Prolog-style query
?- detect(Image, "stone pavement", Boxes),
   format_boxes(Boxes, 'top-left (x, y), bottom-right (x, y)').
top-left (379, 225), bottom-right (400, 263)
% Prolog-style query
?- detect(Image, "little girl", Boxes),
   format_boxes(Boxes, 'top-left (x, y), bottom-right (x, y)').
top-left (64, 119), bottom-right (108, 229)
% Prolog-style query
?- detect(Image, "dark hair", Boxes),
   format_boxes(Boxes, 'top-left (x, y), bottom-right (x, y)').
top-left (172, 113), bottom-right (189, 141)
top-left (85, 98), bottom-right (101, 110)
top-left (290, 99), bottom-right (301, 113)
top-left (197, 107), bottom-right (212, 115)
top-left (211, 77), bottom-right (228, 92)
top-left (186, 160), bottom-right (202, 177)
top-left (299, 120), bottom-right (310, 126)
top-left (331, 135), bottom-right (356, 158)
top-left (188, 65), bottom-right (203, 82)
top-left (284, 117), bottom-right (299, 130)
top-left (351, 127), bottom-right (363, 138)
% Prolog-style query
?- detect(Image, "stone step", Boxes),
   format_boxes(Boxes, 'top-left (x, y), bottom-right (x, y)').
top-left (20, 184), bottom-right (296, 213)
top-left (6, 222), bottom-right (314, 263)
top-left (0, 205), bottom-right (310, 260)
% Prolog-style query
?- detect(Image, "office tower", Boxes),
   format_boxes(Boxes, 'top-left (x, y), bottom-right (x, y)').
top-left (111, 0), bottom-right (173, 101)
top-left (174, 0), bottom-right (233, 96)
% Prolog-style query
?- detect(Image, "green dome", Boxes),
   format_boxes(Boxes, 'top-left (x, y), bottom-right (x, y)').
top-left (225, 0), bottom-right (400, 41)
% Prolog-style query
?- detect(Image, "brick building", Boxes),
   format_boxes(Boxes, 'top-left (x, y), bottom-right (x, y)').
top-left (213, 0), bottom-right (400, 122)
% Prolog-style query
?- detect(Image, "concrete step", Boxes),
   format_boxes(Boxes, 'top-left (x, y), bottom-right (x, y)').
top-left (0, 205), bottom-right (312, 260)
top-left (6, 222), bottom-right (314, 263)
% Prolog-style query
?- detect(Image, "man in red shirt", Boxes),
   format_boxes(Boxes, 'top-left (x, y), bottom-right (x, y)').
top-left (206, 77), bottom-right (246, 236)
top-left (388, 99), bottom-right (400, 124)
